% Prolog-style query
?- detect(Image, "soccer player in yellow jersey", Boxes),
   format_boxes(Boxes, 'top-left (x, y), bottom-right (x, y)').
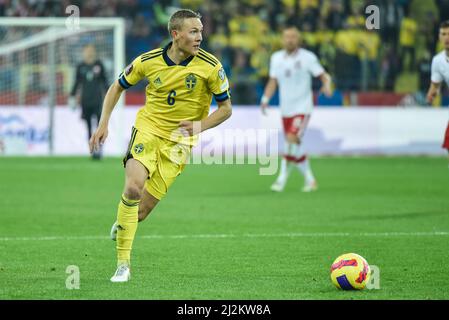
top-left (89, 9), bottom-right (232, 282)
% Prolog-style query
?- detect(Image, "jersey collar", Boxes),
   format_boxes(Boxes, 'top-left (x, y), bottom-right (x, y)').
top-left (284, 48), bottom-right (299, 58)
top-left (163, 42), bottom-right (194, 67)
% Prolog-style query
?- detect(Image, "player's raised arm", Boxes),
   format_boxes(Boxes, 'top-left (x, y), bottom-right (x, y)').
top-left (89, 80), bottom-right (124, 153)
top-left (90, 54), bottom-right (145, 153)
top-left (179, 98), bottom-right (232, 136)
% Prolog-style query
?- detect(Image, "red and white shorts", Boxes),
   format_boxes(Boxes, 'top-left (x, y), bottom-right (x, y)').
top-left (443, 122), bottom-right (449, 150)
top-left (282, 114), bottom-right (310, 139)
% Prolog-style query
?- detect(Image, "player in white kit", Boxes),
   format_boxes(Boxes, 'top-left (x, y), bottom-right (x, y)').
top-left (427, 20), bottom-right (449, 163)
top-left (261, 26), bottom-right (332, 192)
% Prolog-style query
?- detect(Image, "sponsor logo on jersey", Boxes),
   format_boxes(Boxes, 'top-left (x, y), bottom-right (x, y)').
top-left (153, 77), bottom-right (162, 87)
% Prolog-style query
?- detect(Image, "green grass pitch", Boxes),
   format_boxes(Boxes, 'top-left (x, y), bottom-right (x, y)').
top-left (0, 156), bottom-right (448, 299)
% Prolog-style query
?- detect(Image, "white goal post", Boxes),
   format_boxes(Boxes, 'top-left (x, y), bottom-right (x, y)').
top-left (0, 17), bottom-right (125, 154)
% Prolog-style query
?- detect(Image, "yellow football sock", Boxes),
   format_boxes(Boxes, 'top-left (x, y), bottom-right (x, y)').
top-left (116, 194), bottom-right (140, 266)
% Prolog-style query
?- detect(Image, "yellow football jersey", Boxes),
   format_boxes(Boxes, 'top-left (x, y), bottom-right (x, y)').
top-left (118, 42), bottom-right (230, 146)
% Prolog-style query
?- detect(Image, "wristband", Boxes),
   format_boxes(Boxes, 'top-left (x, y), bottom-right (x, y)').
top-left (261, 95), bottom-right (269, 104)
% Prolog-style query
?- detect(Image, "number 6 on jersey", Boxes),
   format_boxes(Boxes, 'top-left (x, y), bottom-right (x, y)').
top-left (167, 90), bottom-right (176, 105)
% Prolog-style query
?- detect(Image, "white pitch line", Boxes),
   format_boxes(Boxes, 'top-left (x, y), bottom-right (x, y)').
top-left (0, 231), bottom-right (448, 241)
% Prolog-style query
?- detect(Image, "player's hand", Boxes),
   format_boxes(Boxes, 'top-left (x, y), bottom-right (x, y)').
top-left (89, 125), bottom-right (108, 154)
top-left (261, 103), bottom-right (268, 116)
top-left (179, 120), bottom-right (201, 136)
top-left (68, 96), bottom-right (77, 110)
top-left (320, 85), bottom-right (332, 98)
top-left (426, 89), bottom-right (437, 104)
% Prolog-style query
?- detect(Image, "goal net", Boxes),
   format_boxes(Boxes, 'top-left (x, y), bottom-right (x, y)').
top-left (0, 18), bottom-right (125, 155)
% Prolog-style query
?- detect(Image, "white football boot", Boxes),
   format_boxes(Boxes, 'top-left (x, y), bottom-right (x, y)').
top-left (110, 264), bottom-right (131, 283)
top-left (270, 176), bottom-right (287, 192)
top-left (270, 160), bottom-right (293, 192)
top-left (110, 221), bottom-right (118, 241)
top-left (302, 180), bottom-right (318, 192)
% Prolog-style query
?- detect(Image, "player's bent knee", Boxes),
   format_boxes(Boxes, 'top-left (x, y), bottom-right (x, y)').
top-left (286, 134), bottom-right (300, 144)
top-left (123, 183), bottom-right (143, 200)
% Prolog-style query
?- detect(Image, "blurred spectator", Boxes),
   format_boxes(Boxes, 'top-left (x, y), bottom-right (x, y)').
top-left (126, 13), bottom-right (162, 60)
top-left (325, 0), bottom-right (346, 30)
top-left (359, 28), bottom-right (381, 90)
top-left (0, 0), bottom-right (447, 104)
top-left (228, 5), bottom-right (268, 52)
top-left (416, 50), bottom-right (432, 105)
top-left (334, 22), bottom-right (360, 90)
top-left (96, 0), bottom-right (118, 17)
top-left (230, 49), bottom-right (257, 105)
top-left (316, 20), bottom-right (336, 74)
top-left (116, 0), bottom-right (139, 19)
top-left (0, 0), bottom-right (5, 16)
top-left (398, 10), bottom-right (417, 72)
top-left (301, 22), bottom-right (319, 52)
top-left (423, 11), bottom-right (440, 55)
top-left (380, 0), bottom-right (403, 52)
top-left (380, 44), bottom-right (400, 91)
top-left (300, 7), bottom-right (320, 31)
top-left (435, 0), bottom-right (449, 22)
top-left (397, 0), bottom-right (412, 13)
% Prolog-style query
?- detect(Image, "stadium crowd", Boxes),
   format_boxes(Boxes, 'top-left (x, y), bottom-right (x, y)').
top-left (1, 0), bottom-right (448, 105)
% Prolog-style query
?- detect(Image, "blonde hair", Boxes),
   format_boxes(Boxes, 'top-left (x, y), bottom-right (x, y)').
top-left (168, 9), bottom-right (201, 35)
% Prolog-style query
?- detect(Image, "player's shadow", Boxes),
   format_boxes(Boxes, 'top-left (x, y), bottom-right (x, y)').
top-left (344, 210), bottom-right (448, 221)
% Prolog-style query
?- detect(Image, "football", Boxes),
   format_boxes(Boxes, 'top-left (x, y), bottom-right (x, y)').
top-left (330, 253), bottom-right (370, 290)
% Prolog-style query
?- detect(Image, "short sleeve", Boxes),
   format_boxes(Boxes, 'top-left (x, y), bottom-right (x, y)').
top-left (118, 55), bottom-right (145, 89)
top-left (431, 57), bottom-right (443, 83)
top-left (208, 63), bottom-right (231, 102)
top-left (268, 54), bottom-right (279, 79)
top-left (308, 53), bottom-right (325, 77)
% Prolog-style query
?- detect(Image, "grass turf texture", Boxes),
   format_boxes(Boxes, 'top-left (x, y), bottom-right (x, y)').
top-left (0, 156), bottom-right (448, 299)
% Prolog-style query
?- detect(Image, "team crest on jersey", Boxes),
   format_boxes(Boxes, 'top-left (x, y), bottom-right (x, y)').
top-left (185, 73), bottom-right (197, 90)
top-left (134, 143), bottom-right (144, 154)
top-left (125, 63), bottom-right (133, 76)
top-left (218, 67), bottom-right (226, 80)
